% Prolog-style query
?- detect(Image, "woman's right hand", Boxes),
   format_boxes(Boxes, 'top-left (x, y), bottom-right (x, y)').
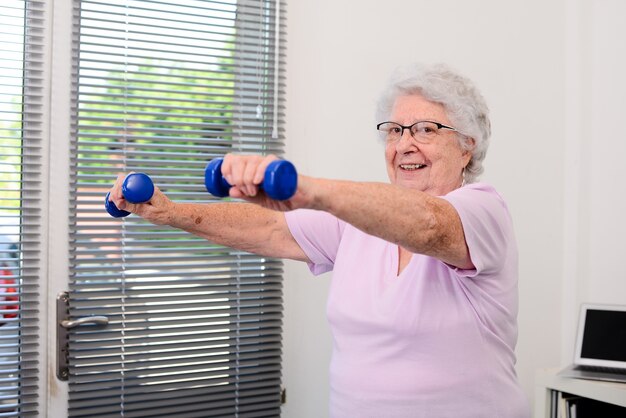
top-left (107, 173), bottom-right (176, 225)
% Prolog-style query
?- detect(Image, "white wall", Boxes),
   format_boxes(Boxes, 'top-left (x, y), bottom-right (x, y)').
top-left (562, 0), bottom-right (626, 350)
top-left (282, 0), bottom-right (626, 416)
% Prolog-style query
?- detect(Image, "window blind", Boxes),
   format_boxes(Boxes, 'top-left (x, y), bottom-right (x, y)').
top-left (68, 0), bottom-right (286, 416)
top-left (0, 0), bottom-right (44, 416)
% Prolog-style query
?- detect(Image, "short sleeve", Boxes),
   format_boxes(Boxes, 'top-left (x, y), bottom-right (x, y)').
top-left (284, 209), bottom-right (347, 275)
top-left (441, 183), bottom-right (516, 278)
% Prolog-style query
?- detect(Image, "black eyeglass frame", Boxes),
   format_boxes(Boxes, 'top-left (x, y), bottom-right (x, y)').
top-left (376, 120), bottom-right (459, 141)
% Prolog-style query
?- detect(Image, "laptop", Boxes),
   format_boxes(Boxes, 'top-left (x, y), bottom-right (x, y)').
top-left (558, 303), bottom-right (626, 383)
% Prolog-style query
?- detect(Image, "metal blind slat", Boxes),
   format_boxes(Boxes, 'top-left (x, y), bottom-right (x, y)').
top-left (68, 370), bottom-right (281, 395)
top-left (67, 376), bottom-right (281, 402)
top-left (69, 386), bottom-right (279, 411)
top-left (69, 335), bottom-right (279, 356)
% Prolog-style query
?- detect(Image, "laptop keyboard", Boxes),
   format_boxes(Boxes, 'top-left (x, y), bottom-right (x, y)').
top-left (578, 365), bottom-right (626, 374)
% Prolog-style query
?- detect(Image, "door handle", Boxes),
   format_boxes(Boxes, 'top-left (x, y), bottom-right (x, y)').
top-left (56, 291), bottom-right (109, 381)
top-left (61, 316), bottom-right (108, 329)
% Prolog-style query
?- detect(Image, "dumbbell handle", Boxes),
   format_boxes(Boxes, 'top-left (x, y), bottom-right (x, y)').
top-left (105, 173), bottom-right (155, 218)
top-left (205, 158), bottom-right (297, 201)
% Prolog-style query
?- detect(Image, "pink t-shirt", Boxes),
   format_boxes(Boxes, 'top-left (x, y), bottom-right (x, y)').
top-left (284, 183), bottom-right (530, 418)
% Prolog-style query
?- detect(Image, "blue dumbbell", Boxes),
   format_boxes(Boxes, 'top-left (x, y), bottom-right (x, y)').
top-left (205, 158), bottom-right (297, 201)
top-left (105, 173), bottom-right (155, 218)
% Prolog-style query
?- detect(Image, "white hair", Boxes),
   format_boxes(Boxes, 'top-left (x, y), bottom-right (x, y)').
top-left (376, 63), bottom-right (491, 183)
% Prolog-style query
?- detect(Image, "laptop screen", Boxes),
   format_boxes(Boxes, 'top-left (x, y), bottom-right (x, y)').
top-left (576, 304), bottom-right (626, 368)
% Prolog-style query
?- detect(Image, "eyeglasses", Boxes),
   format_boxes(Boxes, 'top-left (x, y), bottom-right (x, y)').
top-left (376, 120), bottom-right (459, 144)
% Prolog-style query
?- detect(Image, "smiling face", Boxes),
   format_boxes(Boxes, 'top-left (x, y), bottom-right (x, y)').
top-left (384, 94), bottom-right (472, 196)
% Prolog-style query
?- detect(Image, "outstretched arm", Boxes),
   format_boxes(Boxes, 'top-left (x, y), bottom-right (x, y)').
top-left (107, 173), bottom-right (309, 262)
top-left (303, 178), bottom-right (473, 269)
top-left (220, 155), bottom-right (473, 269)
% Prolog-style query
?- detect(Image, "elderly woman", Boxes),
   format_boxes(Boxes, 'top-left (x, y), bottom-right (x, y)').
top-left (109, 63), bottom-right (530, 418)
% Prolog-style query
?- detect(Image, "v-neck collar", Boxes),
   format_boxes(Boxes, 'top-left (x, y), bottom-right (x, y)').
top-left (391, 244), bottom-right (413, 278)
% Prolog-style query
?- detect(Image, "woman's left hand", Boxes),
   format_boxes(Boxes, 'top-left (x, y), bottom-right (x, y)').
top-left (220, 153), bottom-right (314, 212)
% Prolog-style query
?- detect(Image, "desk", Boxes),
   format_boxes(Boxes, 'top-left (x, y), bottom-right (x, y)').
top-left (535, 368), bottom-right (626, 417)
